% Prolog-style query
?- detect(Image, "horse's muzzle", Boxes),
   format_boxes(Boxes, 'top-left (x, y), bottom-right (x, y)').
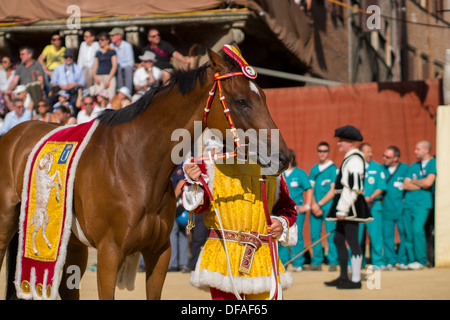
top-left (258, 150), bottom-right (290, 176)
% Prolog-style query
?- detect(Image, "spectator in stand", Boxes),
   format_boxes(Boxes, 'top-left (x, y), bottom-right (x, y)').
top-left (0, 56), bottom-right (16, 117)
top-left (53, 104), bottom-right (76, 125)
top-left (110, 87), bottom-right (132, 109)
top-left (0, 98), bottom-right (32, 136)
top-left (38, 33), bottom-right (66, 94)
top-left (92, 32), bottom-right (117, 100)
top-left (95, 89), bottom-right (112, 110)
top-left (32, 100), bottom-right (55, 122)
top-left (109, 28), bottom-right (134, 94)
top-left (141, 28), bottom-right (191, 85)
top-left (132, 51), bottom-right (161, 102)
top-left (7, 46), bottom-right (44, 94)
top-left (52, 90), bottom-right (74, 115)
top-left (49, 49), bottom-right (85, 114)
top-left (77, 29), bottom-right (101, 88)
top-left (168, 164), bottom-right (189, 272)
top-left (11, 84), bottom-right (34, 112)
top-left (77, 95), bottom-right (101, 124)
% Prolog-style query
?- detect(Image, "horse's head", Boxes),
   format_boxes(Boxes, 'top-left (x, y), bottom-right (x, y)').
top-left (38, 152), bottom-right (54, 173)
top-left (203, 46), bottom-right (290, 175)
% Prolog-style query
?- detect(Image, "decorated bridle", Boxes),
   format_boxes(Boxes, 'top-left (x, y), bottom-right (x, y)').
top-left (197, 45), bottom-right (282, 300)
top-left (202, 44), bottom-right (257, 152)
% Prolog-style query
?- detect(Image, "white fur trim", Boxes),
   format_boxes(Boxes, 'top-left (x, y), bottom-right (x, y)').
top-left (189, 247), bottom-right (293, 295)
top-left (182, 184), bottom-right (205, 211)
top-left (71, 216), bottom-right (92, 247)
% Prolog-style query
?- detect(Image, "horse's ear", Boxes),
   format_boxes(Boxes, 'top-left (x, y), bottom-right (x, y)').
top-left (207, 47), bottom-right (228, 74)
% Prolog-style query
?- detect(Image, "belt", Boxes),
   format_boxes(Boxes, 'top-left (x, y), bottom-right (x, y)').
top-left (208, 228), bottom-right (269, 274)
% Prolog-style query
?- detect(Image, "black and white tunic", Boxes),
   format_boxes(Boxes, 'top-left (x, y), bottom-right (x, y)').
top-left (326, 149), bottom-right (373, 223)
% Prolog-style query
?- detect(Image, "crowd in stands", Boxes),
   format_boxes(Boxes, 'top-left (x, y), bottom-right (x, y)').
top-left (0, 28), bottom-right (192, 136)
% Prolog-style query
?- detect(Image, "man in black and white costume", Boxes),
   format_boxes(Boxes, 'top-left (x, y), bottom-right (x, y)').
top-left (325, 125), bottom-right (373, 289)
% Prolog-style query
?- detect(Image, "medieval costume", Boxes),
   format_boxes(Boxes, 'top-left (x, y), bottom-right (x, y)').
top-left (325, 125), bottom-right (372, 289)
top-left (181, 141), bottom-right (297, 300)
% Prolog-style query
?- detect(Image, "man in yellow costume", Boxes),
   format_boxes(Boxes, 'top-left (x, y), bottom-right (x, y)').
top-left (182, 140), bottom-right (298, 300)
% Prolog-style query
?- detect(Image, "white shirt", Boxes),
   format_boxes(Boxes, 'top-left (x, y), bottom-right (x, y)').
top-left (0, 69), bottom-right (15, 91)
top-left (76, 105), bottom-right (102, 124)
top-left (133, 66), bottom-right (161, 88)
top-left (77, 41), bottom-right (101, 69)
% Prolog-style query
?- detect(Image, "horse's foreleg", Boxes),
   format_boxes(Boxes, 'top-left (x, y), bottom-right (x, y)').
top-left (142, 242), bottom-right (171, 300)
top-left (59, 235), bottom-right (88, 300)
top-left (50, 171), bottom-right (62, 189)
top-left (96, 242), bottom-right (122, 300)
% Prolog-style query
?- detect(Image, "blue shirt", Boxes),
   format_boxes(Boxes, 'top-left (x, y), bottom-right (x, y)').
top-left (381, 162), bottom-right (409, 216)
top-left (50, 63), bottom-right (85, 87)
top-left (111, 40), bottom-right (134, 68)
top-left (95, 49), bottom-right (116, 75)
top-left (1, 109), bottom-right (32, 135)
top-left (309, 161), bottom-right (337, 215)
top-left (404, 158), bottom-right (436, 209)
top-left (283, 167), bottom-right (311, 206)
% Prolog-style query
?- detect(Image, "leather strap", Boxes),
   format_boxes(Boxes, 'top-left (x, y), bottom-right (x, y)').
top-left (208, 228), bottom-right (268, 274)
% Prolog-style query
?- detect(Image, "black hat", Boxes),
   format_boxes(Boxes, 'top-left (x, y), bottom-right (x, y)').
top-left (64, 49), bottom-right (75, 58)
top-left (334, 125), bottom-right (363, 141)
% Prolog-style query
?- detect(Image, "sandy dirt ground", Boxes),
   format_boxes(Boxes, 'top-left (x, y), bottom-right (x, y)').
top-left (1, 248), bottom-right (450, 300)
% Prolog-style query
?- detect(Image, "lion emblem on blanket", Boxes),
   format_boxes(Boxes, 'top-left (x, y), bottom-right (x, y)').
top-left (30, 151), bottom-right (62, 256)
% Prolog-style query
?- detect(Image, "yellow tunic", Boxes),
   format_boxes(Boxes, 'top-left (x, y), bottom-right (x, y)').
top-left (190, 163), bottom-right (292, 294)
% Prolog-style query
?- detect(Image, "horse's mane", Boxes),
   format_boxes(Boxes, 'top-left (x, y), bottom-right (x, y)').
top-left (97, 63), bottom-right (210, 125)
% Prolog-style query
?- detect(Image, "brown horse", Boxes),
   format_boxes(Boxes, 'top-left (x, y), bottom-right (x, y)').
top-left (0, 47), bottom-right (290, 299)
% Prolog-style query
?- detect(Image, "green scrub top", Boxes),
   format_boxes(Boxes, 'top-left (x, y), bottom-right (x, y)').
top-left (381, 162), bottom-right (410, 216)
top-left (309, 161), bottom-right (337, 214)
top-left (283, 167), bottom-right (311, 206)
top-left (364, 160), bottom-right (386, 199)
top-left (404, 158), bottom-right (436, 210)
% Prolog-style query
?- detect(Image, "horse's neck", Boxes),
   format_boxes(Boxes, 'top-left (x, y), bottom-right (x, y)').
top-left (133, 85), bottom-right (208, 191)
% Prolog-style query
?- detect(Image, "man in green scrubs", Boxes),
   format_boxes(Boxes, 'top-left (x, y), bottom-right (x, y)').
top-left (403, 140), bottom-right (436, 270)
top-left (309, 141), bottom-right (338, 271)
top-left (381, 145), bottom-right (409, 270)
top-left (280, 149), bottom-right (312, 271)
top-left (358, 143), bottom-right (386, 268)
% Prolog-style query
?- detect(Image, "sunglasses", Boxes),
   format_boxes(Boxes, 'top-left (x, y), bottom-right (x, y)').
top-left (382, 155), bottom-right (393, 159)
top-left (317, 150), bottom-right (329, 153)
top-left (149, 34), bottom-right (160, 38)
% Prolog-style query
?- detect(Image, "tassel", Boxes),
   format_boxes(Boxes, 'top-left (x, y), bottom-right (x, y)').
top-left (186, 212), bottom-right (195, 235)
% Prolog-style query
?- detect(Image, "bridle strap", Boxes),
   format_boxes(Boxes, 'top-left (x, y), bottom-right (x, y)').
top-left (203, 71), bottom-right (244, 149)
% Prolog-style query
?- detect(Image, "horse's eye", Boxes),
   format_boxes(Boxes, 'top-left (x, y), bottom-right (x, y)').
top-left (235, 99), bottom-right (247, 108)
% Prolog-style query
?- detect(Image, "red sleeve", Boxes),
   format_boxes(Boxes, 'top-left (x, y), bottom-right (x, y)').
top-left (272, 175), bottom-right (298, 227)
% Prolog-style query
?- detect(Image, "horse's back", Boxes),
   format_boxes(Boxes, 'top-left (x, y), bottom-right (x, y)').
top-left (0, 121), bottom-right (60, 196)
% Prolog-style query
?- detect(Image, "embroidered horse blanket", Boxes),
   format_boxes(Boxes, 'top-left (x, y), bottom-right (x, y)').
top-left (15, 119), bottom-right (99, 299)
